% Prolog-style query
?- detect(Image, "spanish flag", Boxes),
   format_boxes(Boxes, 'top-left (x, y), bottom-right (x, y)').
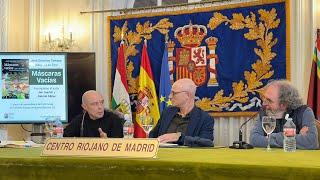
top-left (135, 40), bottom-right (160, 138)
top-left (307, 30), bottom-right (320, 120)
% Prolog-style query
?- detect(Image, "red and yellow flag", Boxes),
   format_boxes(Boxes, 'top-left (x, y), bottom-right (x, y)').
top-left (307, 30), bottom-right (320, 120)
top-left (135, 41), bottom-right (160, 138)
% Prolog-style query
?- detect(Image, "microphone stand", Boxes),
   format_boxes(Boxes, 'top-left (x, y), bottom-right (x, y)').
top-left (229, 112), bottom-right (258, 149)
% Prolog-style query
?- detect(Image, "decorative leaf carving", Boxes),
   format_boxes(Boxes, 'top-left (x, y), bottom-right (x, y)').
top-left (113, 19), bottom-right (173, 94)
top-left (230, 13), bottom-right (245, 30)
top-left (113, 26), bottom-right (122, 42)
top-left (207, 12), bottom-right (228, 30)
top-left (127, 31), bottom-right (141, 46)
top-left (198, 8), bottom-right (281, 112)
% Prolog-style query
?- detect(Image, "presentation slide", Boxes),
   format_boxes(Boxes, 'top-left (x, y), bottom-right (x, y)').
top-left (0, 53), bottom-right (67, 123)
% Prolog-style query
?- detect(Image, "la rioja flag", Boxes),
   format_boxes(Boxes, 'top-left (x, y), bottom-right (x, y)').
top-left (307, 30), bottom-right (320, 120)
top-left (112, 41), bottom-right (132, 121)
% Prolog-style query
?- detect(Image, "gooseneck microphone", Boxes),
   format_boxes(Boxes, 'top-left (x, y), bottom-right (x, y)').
top-left (229, 111), bottom-right (259, 149)
top-left (80, 111), bottom-right (86, 137)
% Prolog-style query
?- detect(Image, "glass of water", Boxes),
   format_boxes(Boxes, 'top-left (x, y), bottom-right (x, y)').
top-left (140, 115), bottom-right (154, 138)
top-left (0, 124), bottom-right (8, 145)
top-left (44, 120), bottom-right (54, 139)
top-left (262, 116), bottom-right (276, 151)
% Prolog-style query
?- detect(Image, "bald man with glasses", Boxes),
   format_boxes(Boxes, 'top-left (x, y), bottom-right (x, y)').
top-left (149, 78), bottom-right (214, 147)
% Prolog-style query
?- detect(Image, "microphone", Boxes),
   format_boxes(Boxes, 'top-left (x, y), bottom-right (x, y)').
top-left (229, 111), bottom-right (260, 149)
top-left (80, 111), bottom-right (86, 137)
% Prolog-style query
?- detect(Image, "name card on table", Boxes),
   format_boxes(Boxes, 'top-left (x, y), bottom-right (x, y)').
top-left (41, 138), bottom-right (159, 158)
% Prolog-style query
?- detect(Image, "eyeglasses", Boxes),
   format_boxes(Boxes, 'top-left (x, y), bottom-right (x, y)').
top-left (170, 91), bottom-right (187, 96)
top-left (261, 96), bottom-right (274, 105)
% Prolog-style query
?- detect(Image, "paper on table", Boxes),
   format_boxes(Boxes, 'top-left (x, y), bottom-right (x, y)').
top-left (0, 141), bottom-right (43, 148)
top-left (159, 143), bottom-right (179, 148)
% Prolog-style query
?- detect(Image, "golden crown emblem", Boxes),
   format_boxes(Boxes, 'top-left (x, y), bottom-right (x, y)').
top-left (174, 21), bottom-right (207, 48)
top-left (205, 37), bottom-right (218, 49)
top-left (205, 37), bottom-right (218, 46)
top-left (167, 40), bottom-right (175, 50)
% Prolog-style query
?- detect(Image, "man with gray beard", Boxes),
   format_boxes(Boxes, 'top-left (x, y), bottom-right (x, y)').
top-left (250, 80), bottom-right (319, 149)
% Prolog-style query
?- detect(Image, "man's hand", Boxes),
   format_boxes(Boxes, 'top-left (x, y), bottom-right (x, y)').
top-left (158, 132), bottom-right (181, 143)
top-left (299, 126), bottom-right (309, 136)
top-left (98, 128), bottom-right (107, 138)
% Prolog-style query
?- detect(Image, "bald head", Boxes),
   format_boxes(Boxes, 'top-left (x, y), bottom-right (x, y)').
top-left (169, 78), bottom-right (197, 110)
top-left (82, 90), bottom-right (102, 104)
top-left (173, 78), bottom-right (197, 97)
top-left (81, 90), bottom-right (104, 120)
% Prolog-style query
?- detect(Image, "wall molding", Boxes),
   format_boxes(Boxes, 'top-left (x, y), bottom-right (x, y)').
top-left (39, 0), bottom-right (44, 51)
top-left (0, 0), bottom-right (9, 51)
top-left (90, 0), bottom-right (108, 105)
top-left (29, 0), bottom-right (39, 51)
top-left (292, 0), bottom-right (313, 101)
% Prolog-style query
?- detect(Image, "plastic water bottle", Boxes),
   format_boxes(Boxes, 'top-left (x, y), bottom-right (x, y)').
top-left (283, 114), bottom-right (296, 152)
top-left (53, 117), bottom-right (64, 138)
top-left (123, 114), bottom-right (134, 138)
top-left (0, 124), bottom-right (8, 144)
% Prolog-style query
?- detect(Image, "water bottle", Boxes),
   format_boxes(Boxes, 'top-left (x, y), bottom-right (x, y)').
top-left (0, 124), bottom-right (8, 144)
top-left (53, 117), bottom-right (64, 138)
top-left (283, 114), bottom-right (296, 152)
top-left (123, 114), bottom-right (134, 138)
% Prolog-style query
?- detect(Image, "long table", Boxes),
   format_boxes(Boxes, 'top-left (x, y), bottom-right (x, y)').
top-left (0, 147), bottom-right (319, 179)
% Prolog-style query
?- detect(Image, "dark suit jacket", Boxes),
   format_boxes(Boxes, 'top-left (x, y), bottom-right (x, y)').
top-left (150, 106), bottom-right (214, 147)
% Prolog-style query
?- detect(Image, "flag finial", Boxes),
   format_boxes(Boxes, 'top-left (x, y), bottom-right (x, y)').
top-left (165, 33), bottom-right (169, 43)
top-left (121, 26), bottom-right (125, 41)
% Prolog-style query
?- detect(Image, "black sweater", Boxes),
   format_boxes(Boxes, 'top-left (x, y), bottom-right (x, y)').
top-left (64, 110), bottom-right (124, 137)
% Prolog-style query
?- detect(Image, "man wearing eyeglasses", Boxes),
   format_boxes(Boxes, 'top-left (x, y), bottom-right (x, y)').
top-left (250, 80), bottom-right (319, 149)
top-left (64, 90), bottom-right (124, 138)
top-left (149, 78), bottom-right (214, 147)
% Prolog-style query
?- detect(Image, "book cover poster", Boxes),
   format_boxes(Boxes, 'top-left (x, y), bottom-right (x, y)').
top-left (2, 59), bottom-right (30, 99)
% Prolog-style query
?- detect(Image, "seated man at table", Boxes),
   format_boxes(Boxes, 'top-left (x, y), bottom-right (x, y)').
top-left (149, 78), bottom-right (214, 147)
top-left (64, 90), bottom-right (124, 138)
top-left (250, 80), bottom-right (319, 149)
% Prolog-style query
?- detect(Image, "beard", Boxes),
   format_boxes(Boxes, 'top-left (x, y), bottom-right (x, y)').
top-left (265, 109), bottom-right (284, 118)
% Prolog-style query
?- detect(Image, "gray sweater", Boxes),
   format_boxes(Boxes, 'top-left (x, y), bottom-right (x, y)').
top-left (250, 107), bottom-right (319, 149)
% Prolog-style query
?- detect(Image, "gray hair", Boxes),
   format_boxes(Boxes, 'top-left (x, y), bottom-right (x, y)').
top-left (266, 80), bottom-right (303, 110)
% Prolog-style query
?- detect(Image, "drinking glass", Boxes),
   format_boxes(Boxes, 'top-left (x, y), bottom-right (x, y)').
top-left (262, 116), bottom-right (276, 151)
top-left (140, 115), bottom-right (154, 138)
top-left (44, 120), bottom-right (54, 139)
top-left (0, 124), bottom-right (8, 145)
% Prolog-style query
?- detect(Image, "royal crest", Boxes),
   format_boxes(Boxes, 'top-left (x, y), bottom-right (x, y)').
top-left (110, 1), bottom-right (287, 115)
top-left (168, 21), bottom-right (219, 87)
top-left (136, 87), bottom-right (153, 114)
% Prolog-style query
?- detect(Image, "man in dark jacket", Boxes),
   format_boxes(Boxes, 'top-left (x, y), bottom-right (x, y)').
top-left (64, 90), bottom-right (124, 138)
top-left (150, 78), bottom-right (214, 147)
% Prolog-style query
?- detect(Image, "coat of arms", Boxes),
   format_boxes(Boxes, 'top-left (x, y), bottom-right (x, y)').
top-left (167, 21), bottom-right (219, 87)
